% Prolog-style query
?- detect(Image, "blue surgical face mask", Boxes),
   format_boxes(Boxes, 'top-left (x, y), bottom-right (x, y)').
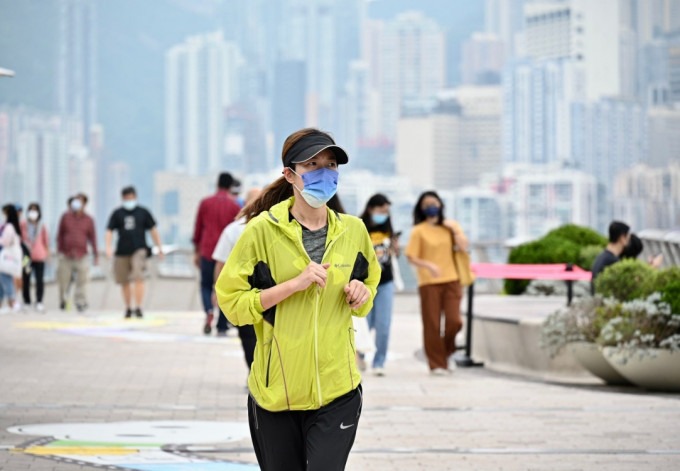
top-left (123, 200), bottom-right (137, 211)
top-left (372, 213), bottom-right (389, 225)
top-left (423, 205), bottom-right (440, 218)
top-left (291, 167), bottom-right (338, 209)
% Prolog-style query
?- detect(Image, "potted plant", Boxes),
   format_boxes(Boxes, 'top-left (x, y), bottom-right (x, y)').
top-left (598, 293), bottom-right (680, 391)
top-left (540, 296), bottom-right (630, 385)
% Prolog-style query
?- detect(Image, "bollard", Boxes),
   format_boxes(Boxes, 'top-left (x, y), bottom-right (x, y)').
top-left (566, 263), bottom-right (573, 306)
top-left (455, 283), bottom-right (485, 368)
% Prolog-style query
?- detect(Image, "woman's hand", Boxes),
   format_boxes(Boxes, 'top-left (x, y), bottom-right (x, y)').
top-left (294, 262), bottom-right (331, 291)
top-left (344, 280), bottom-right (371, 310)
top-left (428, 262), bottom-right (442, 278)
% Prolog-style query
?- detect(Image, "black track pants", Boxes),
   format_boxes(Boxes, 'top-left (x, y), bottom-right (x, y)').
top-left (247, 384), bottom-right (363, 471)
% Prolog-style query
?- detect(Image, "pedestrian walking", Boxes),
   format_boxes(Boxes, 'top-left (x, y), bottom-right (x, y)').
top-left (215, 128), bottom-right (380, 471)
top-left (211, 187), bottom-right (262, 368)
top-left (13, 203), bottom-right (28, 311)
top-left (106, 186), bottom-right (164, 319)
top-left (358, 193), bottom-right (399, 377)
top-left (0, 204), bottom-right (23, 313)
top-left (192, 172), bottom-right (241, 335)
top-left (56, 193), bottom-right (98, 312)
top-left (405, 191), bottom-right (468, 376)
top-left (20, 203), bottom-right (49, 312)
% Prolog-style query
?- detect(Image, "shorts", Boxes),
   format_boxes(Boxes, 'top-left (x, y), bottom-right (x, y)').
top-left (114, 248), bottom-right (148, 284)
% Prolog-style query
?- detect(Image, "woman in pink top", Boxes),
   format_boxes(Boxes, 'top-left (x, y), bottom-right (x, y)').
top-left (20, 203), bottom-right (49, 311)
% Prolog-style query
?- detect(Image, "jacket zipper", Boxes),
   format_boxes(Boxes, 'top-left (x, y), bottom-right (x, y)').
top-left (315, 229), bottom-right (347, 406)
top-left (265, 341), bottom-right (273, 387)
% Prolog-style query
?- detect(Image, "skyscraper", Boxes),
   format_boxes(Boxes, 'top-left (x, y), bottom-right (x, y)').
top-left (165, 32), bottom-right (244, 176)
top-left (571, 98), bottom-right (646, 191)
top-left (461, 33), bottom-right (505, 85)
top-left (485, 0), bottom-right (530, 58)
top-left (395, 86), bottom-right (502, 191)
top-left (502, 58), bottom-right (585, 165)
top-left (58, 0), bottom-right (97, 145)
top-left (379, 11), bottom-right (446, 139)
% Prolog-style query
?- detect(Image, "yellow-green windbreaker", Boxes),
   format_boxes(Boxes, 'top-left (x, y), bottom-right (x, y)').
top-left (216, 197), bottom-right (380, 412)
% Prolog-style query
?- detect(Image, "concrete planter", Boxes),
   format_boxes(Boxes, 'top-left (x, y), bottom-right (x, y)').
top-left (568, 342), bottom-right (631, 385)
top-left (602, 347), bottom-right (680, 392)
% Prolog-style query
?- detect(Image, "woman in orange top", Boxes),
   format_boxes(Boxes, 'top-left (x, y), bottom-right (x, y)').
top-left (405, 191), bottom-right (468, 375)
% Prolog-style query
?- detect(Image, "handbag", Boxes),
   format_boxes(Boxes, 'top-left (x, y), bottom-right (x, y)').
top-left (448, 225), bottom-right (475, 287)
top-left (0, 235), bottom-right (23, 278)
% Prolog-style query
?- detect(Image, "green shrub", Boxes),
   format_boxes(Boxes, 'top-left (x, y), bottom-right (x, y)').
top-left (504, 224), bottom-right (606, 295)
top-left (546, 224), bottom-right (608, 247)
top-left (593, 259), bottom-right (655, 301)
top-left (578, 245), bottom-right (603, 272)
top-left (647, 266), bottom-right (680, 293)
top-left (505, 235), bottom-right (581, 295)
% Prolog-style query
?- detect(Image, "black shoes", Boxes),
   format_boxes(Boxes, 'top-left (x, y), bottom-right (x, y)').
top-left (125, 308), bottom-right (143, 319)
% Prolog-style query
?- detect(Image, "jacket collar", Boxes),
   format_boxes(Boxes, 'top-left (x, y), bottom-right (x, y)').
top-left (265, 197), bottom-right (345, 241)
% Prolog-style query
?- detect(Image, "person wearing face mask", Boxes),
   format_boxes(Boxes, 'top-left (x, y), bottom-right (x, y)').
top-left (20, 203), bottom-right (49, 311)
top-left (215, 128), bottom-right (380, 471)
top-left (56, 193), bottom-right (98, 312)
top-left (405, 191), bottom-right (468, 376)
top-left (106, 186), bottom-right (164, 319)
top-left (356, 193), bottom-right (400, 376)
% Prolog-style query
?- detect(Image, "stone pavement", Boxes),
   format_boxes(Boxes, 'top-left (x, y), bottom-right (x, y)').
top-left (0, 294), bottom-right (679, 470)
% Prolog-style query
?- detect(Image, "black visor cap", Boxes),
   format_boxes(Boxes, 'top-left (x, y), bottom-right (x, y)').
top-left (283, 132), bottom-right (349, 168)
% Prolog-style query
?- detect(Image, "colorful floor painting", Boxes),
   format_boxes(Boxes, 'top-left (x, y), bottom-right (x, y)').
top-left (9, 420), bottom-right (258, 470)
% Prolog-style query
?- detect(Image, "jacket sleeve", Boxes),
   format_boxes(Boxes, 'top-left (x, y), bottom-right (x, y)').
top-left (215, 224), bottom-right (265, 326)
top-left (351, 221), bottom-right (381, 318)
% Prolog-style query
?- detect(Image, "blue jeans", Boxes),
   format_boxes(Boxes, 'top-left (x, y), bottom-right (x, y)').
top-left (200, 256), bottom-right (228, 332)
top-left (366, 281), bottom-right (394, 368)
top-left (0, 273), bottom-right (15, 302)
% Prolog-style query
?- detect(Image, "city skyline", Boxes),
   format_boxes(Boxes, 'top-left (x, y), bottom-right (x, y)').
top-left (0, 0), bottom-right (679, 247)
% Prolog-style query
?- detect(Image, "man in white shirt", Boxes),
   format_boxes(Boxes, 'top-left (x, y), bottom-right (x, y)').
top-left (211, 188), bottom-right (261, 369)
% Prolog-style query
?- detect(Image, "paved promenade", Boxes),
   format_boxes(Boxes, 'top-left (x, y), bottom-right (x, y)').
top-left (1, 294), bottom-right (679, 470)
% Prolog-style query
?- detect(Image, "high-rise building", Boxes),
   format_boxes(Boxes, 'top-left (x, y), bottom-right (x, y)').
top-left (165, 32), bottom-right (244, 176)
top-left (571, 98), bottom-right (646, 191)
top-left (379, 11), bottom-right (446, 139)
top-left (58, 0), bottom-right (97, 145)
top-left (453, 187), bottom-right (505, 242)
top-left (647, 106), bottom-right (680, 168)
top-left (523, 2), bottom-right (572, 60)
top-left (500, 163), bottom-right (602, 239)
top-left (502, 58), bottom-right (585, 165)
top-left (15, 117), bottom-right (71, 236)
top-left (635, 0), bottom-right (680, 46)
top-left (461, 33), bottom-right (505, 85)
top-left (521, 0), bottom-right (638, 100)
top-left (639, 37), bottom-right (675, 106)
top-left (279, 0), bottom-right (362, 133)
top-left (485, 0), bottom-right (531, 58)
top-left (396, 86), bottom-right (502, 191)
top-left (613, 163), bottom-right (680, 230)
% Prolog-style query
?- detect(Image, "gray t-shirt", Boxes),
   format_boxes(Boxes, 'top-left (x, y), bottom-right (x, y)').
top-left (301, 225), bottom-right (328, 264)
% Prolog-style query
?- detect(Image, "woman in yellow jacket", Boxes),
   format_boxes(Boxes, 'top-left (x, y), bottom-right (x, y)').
top-left (216, 128), bottom-right (380, 471)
